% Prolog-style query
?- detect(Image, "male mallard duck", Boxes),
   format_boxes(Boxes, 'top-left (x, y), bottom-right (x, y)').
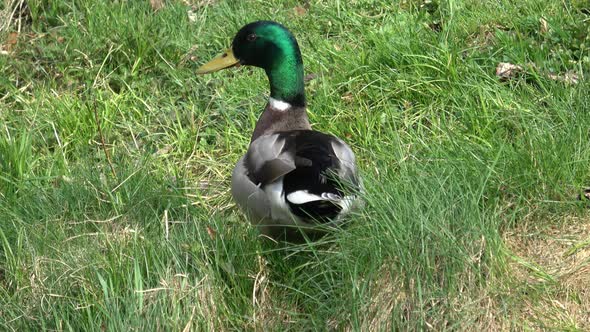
top-left (197, 21), bottom-right (361, 240)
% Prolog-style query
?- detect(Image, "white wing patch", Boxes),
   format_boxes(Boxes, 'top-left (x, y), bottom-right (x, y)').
top-left (286, 190), bottom-right (324, 204)
top-left (287, 190), bottom-right (355, 213)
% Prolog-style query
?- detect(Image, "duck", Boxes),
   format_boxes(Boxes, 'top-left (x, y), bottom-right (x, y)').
top-left (196, 21), bottom-right (361, 240)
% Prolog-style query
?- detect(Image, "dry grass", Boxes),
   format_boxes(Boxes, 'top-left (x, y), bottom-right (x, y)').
top-left (356, 265), bottom-right (404, 331)
top-left (388, 213), bottom-right (589, 331)
top-left (347, 214), bottom-right (590, 331)
top-left (1, 0), bottom-right (29, 33)
top-left (505, 214), bottom-right (590, 330)
top-left (247, 254), bottom-right (303, 331)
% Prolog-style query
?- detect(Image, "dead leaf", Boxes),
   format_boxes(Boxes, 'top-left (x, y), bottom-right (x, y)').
top-left (156, 145), bottom-right (172, 155)
top-left (496, 62), bottom-right (523, 80)
top-left (7, 32), bottom-right (19, 46)
top-left (403, 100), bottom-right (413, 110)
top-left (187, 9), bottom-right (198, 23)
top-left (1, 32), bottom-right (19, 53)
top-left (294, 6), bottom-right (307, 16)
top-left (206, 226), bottom-right (216, 240)
top-left (150, 0), bottom-right (165, 11)
top-left (185, 0), bottom-right (215, 9)
top-left (547, 71), bottom-right (579, 85)
top-left (304, 73), bottom-right (317, 82)
top-left (539, 17), bottom-right (549, 34)
top-left (341, 92), bottom-right (354, 102)
top-left (198, 180), bottom-right (209, 190)
top-left (496, 61), bottom-right (579, 85)
top-left (179, 45), bottom-right (199, 66)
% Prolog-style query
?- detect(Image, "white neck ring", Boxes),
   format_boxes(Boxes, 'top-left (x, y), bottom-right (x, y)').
top-left (269, 97), bottom-right (291, 111)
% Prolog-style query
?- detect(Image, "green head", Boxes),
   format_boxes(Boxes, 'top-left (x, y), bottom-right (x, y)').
top-left (197, 21), bottom-right (306, 107)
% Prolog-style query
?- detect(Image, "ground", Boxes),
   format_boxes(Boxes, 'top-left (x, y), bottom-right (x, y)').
top-left (1, 0), bottom-right (589, 330)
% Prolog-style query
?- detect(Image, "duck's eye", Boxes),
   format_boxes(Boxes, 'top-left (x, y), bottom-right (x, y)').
top-left (246, 33), bottom-right (257, 42)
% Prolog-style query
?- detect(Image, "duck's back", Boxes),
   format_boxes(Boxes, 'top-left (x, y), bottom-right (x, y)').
top-left (231, 130), bottom-right (359, 237)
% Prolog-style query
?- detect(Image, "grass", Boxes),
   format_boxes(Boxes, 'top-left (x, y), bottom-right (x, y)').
top-left (1, 0), bottom-right (589, 330)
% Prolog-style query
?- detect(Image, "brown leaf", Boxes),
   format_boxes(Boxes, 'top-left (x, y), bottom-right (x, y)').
top-left (150, 0), bottom-right (165, 11)
top-left (186, 0), bottom-right (215, 9)
top-left (341, 92), bottom-right (354, 102)
top-left (206, 226), bottom-right (216, 239)
top-left (156, 145), bottom-right (172, 155)
top-left (304, 73), bottom-right (317, 82)
top-left (547, 71), bottom-right (579, 85)
top-left (495, 62), bottom-right (523, 80)
top-left (1, 32), bottom-right (20, 53)
top-left (179, 45), bottom-right (199, 66)
top-left (294, 6), bottom-right (307, 16)
top-left (7, 32), bottom-right (19, 46)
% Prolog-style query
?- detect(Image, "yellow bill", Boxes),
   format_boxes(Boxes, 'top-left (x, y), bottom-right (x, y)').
top-left (196, 48), bottom-right (239, 74)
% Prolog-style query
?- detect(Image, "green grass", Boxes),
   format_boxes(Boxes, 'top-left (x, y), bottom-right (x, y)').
top-left (1, 0), bottom-right (590, 330)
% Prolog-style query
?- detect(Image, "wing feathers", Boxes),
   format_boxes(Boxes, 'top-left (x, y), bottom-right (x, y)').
top-left (257, 158), bottom-right (296, 184)
top-left (236, 130), bottom-right (360, 225)
top-left (245, 134), bottom-right (295, 185)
